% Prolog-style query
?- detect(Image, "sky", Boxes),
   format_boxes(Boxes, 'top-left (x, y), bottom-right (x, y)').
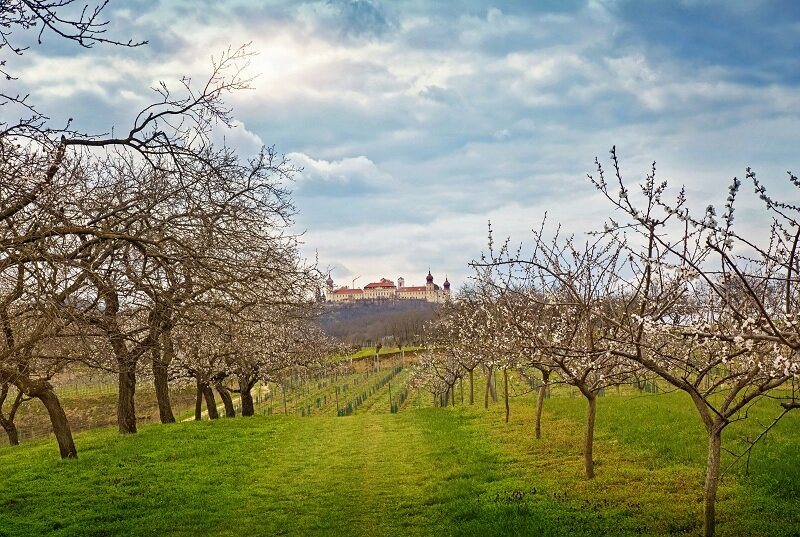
top-left (9, 0), bottom-right (800, 291)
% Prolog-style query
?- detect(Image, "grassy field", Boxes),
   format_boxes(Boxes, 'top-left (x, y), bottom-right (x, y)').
top-left (0, 376), bottom-right (798, 536)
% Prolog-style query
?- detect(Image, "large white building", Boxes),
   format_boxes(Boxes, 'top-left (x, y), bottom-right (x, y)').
top-left (325, 270), bottom-right (451, 304)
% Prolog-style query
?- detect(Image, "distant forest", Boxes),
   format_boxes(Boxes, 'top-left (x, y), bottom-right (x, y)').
top-left (317, 300), bottom-right (438, 347)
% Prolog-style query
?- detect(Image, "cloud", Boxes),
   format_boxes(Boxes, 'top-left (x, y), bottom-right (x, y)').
top-left (13, 0), bottom-right (800, 291)
top-left (492, 129), bottom-right (511, 140)
top-left (289, 153), bottom-right (394, 195)
top-left (211, 120), bottom-right (265, 158)
top-left (294, 0), bottom-right (395, 40)
top-left (607, 0), bottom-right (800, 85)
top-left (418, 85), bottom-right (458, 105)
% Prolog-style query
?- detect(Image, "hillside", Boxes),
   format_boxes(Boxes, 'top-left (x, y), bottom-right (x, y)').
top-left (317, 300), bottom-right (438, 345)
top-left (1, 383), bottom-right (798, 537)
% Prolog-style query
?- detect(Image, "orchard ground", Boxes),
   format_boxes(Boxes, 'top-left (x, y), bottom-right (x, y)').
top-left (0, 371), bottom-right (798, 536)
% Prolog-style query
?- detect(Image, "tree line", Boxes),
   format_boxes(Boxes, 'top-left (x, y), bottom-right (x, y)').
top-left (317, 299), bottom-right (436, 347)
top-left (0, 1), bottom-right (340, 459)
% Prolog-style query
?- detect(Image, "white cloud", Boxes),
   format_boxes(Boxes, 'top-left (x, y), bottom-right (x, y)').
top-left (211, 119), bottom-right (264, 158)
top-left (289, 153), bottom-right (393, 187)
top-left (493, 129), bottom-right (511, 140)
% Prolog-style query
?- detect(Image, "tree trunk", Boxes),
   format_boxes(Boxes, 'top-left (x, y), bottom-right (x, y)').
top-left (152, 357), bottom-right (175, 424)
top-left (215, 383), bottom-right (235, 417)
top-left (584, 393), bottom-right (597, 479)
top-left (1, 419), bottom-right (19, 446)
top-left (117, 365), bottom-right (137, 434)
top-left (0, 385), bottom-right (22, 446)
top-left (484, 366), bottom-right (493, 409)
top-left (36, 389), bottom-right (77, 459)
top-left (194, 381), bottom-right (203, 421)
top-left (6, 423), bottom-right (19, 445)
top-left (489, 369), bottom-right (498, 402)
top-left (504, 368), bottom-right (510, 423)
top-left (459, 377), bottom-right (464, 405)
top-left (450, 382), bottom-right (456, 407)
top-left (535, 371), bottom-right (549, 439)
top-left (239, 376), bottom-right (255, 416)
top-left (469, 368), bottom-right (474, 405)
top-left (703, 428), bottom-right (723, 537)
top-left (203, 385), bottom-right (219, 420)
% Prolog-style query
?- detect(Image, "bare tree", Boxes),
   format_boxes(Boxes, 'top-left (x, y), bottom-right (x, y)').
top-left (0, 0), bottom-right (270, 456)
top-left (1, 1), bottom-right (145, 139)
top-left (0, 382), bottom-right (25, 444)
top-left (0, 152), bottom-right (93, 457)
top-left (476, 225), bottom-right (640, 477)
top-left (588, 148), bottom-right (799, 536)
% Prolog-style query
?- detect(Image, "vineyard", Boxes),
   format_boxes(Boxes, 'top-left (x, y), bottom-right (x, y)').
top-left (255, 362), bottom-right (412, 418)
top-left (0, 353), bottom-right (422, 447)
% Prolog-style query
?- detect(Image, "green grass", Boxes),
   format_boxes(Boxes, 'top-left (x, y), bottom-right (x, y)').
top-left (335, 346), bottom-right (423, 360)
top-left (1, 379), bottom-right (798, 536)
top-left (0, 413), bottom-right (611, 537)
top-left (540, 386), bottom-right (800, 535)
top-left (540, 385), bottom-right (800, 493)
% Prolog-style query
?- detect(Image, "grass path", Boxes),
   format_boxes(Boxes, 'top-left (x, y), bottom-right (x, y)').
top-left (357, 368), bottom-right (409, 415)
top-left (0, 411), bottom-right (609, 536)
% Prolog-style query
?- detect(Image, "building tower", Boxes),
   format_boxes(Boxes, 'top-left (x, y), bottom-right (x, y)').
top-left (397, 276), bottom-right (405, 288)
top-left (325, 274), bottom-right (334, 297)
top-left (425, 269), bottom-right (434, 291)
top-left (443, 275), bottom-right (451, 299)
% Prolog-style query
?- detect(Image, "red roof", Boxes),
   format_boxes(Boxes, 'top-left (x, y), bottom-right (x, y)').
top-left (364, 278), bottom-right (396, 289)
top-left (333, 287), bottom-right (363, 294)
top-left (398, 286), bottom-right (427, 292)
